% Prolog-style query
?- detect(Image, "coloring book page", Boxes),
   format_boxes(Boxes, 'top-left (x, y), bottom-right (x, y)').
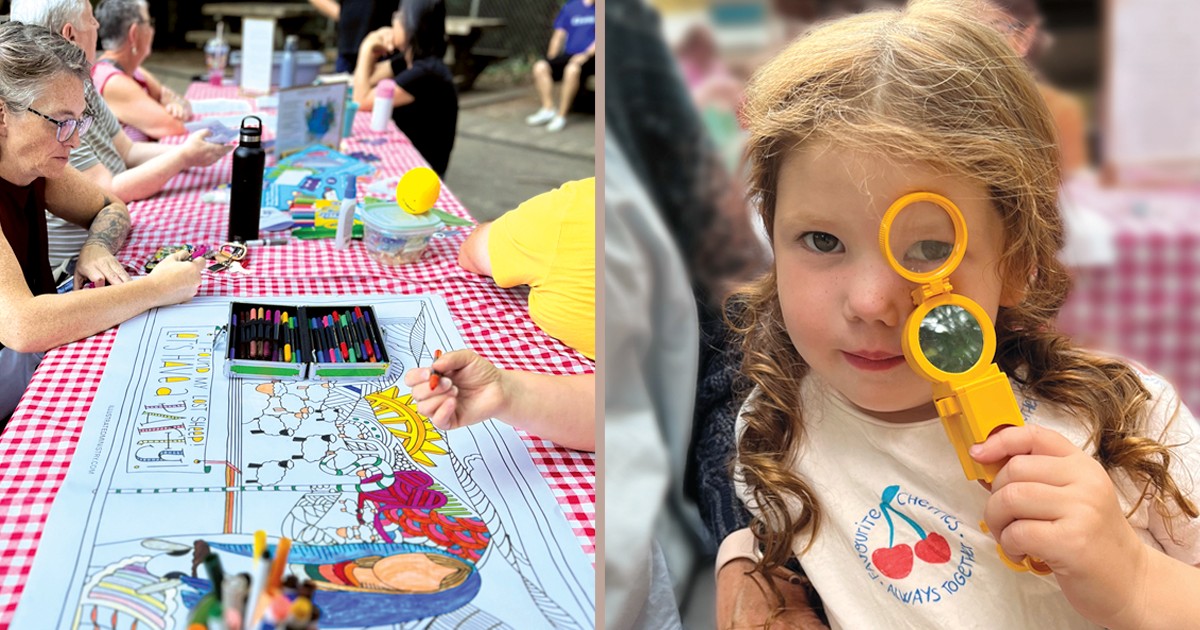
top-left (12, 295), bottom-right (594, 629)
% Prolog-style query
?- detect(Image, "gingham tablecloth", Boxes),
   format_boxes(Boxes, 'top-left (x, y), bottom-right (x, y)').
top-left (1057, 173), bottom-right (1200, 413)
top-left (0, 85), bottom-right (595, 625)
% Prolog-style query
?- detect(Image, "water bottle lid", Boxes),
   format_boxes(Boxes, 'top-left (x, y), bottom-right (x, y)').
top-left (284, 35), bottom-right (298, 51)
top-left (375, 79), bottom-right (396, 99)
top-left (239, 115), bottom-right (263, 143)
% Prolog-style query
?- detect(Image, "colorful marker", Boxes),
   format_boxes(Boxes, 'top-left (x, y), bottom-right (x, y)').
top-left (429, 349), bottom-right (443, 389)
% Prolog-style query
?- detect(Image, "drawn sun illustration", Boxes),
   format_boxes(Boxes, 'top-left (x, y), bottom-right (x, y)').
top-left (366, 386), bottom-right (448, 466)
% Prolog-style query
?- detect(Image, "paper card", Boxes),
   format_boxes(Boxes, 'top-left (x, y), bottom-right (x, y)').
top-left (239, 18), bottom-right (276, 95)
top-left (190, 98), bottom-right (253, 115)
top-left (275, 82), bottom-right (348, 157)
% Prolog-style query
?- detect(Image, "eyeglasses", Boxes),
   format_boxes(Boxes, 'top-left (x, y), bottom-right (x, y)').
top-left (25, 106), bottom-right (93, 143)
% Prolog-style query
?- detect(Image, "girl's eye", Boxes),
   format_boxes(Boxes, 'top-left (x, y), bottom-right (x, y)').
top-left (800, 232), bottom-right (844, 254)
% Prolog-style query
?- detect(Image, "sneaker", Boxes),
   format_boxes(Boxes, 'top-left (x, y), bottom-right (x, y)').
top-left (526, 108), bottom-right (555, 126)
top-left (546, 115), bottom-right (566, 132)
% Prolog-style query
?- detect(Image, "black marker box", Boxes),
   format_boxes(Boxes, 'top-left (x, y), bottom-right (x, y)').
top-left (220, 301), bottom-right (390, 380)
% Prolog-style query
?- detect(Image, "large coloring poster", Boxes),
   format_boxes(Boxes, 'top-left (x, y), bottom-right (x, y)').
top-left (12, 295), bottom-right (594, 629)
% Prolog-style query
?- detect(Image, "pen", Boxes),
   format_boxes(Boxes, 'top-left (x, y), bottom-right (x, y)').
top-left (429, 349), bottom-right (443, 389)
top-left (203, 552), bottom-right (225, 601)
top-left (352, 307), bottom-right (374, 361)
top-left (230, 314), bottom-right (238, 360)
top-left (268, 538), bottom-right (292, 593)
top-left (362, 309), bottom-right (384, 360)
top-left (246, 547), bottom-right (272, 630)
top-left (331, 311), bottom-right (349, 361)
top-left (243, 237), bottom-right (292, 247)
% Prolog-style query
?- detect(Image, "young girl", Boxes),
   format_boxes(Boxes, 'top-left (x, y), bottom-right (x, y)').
top-left (719, 2), bottom-right (1200, 627)
top-left (352, 0), bottom-right (457, 176)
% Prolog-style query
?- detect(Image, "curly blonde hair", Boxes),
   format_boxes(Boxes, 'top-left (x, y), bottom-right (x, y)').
top-left (731, 0), bottom-right (1198, 612)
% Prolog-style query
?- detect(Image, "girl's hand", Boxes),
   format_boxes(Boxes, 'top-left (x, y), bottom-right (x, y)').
top-left (359, 26), bottom-right (394, 59)
top-left (971, 425), bottom-right (1149, 625)
top-left (403, 350), bottom-right (507, 431)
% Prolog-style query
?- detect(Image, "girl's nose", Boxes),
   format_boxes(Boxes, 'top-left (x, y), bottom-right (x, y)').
top-left (843, 262), bottom-right (909, 328)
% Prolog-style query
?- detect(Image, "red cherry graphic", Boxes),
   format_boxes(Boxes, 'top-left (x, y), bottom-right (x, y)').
top-left (871, 544), bottom-right (914, 579)
top-left (914, 532), bottom-right (951, 564)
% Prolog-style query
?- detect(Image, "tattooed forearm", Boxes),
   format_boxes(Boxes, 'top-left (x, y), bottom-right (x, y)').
top-left (82, 198), bottom-right (131, 255)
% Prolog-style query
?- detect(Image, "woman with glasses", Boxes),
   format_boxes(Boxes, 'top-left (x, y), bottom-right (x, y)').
top-left (92, 0), bottom-right (191, 140)
top-left (0, 21), bottom-right (205, 424)
top-left (352, 0), bottom-right (457, 176)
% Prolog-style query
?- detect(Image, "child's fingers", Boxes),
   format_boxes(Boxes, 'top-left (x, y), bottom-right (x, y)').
top-left (991, 517), bottom-right (1058, 567)
top-left (983, 482), bottom-right (1069, 534)
top-left (989, 454), bottom-right (1076, 491)
top-left (969, 424), bottom-right (1076, 463)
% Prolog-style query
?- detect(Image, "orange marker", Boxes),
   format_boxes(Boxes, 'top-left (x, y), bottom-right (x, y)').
top-left (429, 349), bottom-right (443, 389)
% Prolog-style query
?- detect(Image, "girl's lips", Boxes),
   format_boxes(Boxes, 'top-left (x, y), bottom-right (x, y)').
top-left (842, 351), bottom-right (906, 371)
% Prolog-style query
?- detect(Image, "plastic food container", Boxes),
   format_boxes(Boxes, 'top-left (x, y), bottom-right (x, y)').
top-left (230, 50), bottom-right (325, 87)
top-left (359, 203), bottom-right (443, 265)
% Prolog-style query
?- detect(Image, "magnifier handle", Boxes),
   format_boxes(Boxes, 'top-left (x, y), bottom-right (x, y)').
top-left (933, 367), bottom-right (1024, 484)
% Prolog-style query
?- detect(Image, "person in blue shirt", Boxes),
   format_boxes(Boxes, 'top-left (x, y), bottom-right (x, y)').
top-left (524, 0), bottom-right (595, 133)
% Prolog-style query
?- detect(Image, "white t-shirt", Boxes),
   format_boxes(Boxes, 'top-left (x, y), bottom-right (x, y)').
top-left (727, 369), bottom-right (1200, 629)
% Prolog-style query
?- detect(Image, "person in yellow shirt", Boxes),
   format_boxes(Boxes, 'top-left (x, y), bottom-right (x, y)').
top-left (458, 177), bottom-right (595, 359)
top-left (403, 179), bottom-right (596, 452)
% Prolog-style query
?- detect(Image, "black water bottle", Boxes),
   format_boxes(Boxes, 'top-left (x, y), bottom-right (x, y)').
top-left (228, 115), bottom-right (265, 242)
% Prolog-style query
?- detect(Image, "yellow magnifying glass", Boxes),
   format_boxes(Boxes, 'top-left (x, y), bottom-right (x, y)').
top-left (879, 191), bottom-right (1051, 576)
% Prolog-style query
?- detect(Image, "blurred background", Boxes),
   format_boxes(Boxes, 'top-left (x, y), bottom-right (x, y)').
top-left (606, 0), bottom-right (1200, 627)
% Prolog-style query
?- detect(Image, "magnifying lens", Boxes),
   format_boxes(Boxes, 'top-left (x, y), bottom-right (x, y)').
top-left (879, 192), bottom-right (1051, 576)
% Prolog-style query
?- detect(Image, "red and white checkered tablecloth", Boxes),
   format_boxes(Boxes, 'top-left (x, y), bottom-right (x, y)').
top-left (1056, 174), bottom-right (1200, 413)
top-left (0, 85), bottom-right (594, 626)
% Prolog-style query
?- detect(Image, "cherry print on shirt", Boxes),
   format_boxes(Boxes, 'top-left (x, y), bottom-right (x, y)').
top-left (871, 485), bottom-right (952, 579)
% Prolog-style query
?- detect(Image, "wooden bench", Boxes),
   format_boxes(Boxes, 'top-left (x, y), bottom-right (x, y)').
top-left (445, 16), bottom-right (507, 91)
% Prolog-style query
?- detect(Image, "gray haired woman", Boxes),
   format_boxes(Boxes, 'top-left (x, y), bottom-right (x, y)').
top-left (93, 0), bottom-right (191, 139)
top-left (0, 21), bottom-right (204, 424)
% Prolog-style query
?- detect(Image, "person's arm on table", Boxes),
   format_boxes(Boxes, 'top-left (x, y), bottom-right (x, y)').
top-left (457, 222), bottom-right (493, 276)
top-left (0, 245), bottom-right (202, 353)
top-left (308, 0), bottom-right (340, 21)
top-left (100, 72), bottom-right (188, 138)
top-left (141, 67), bottom-right (192, 121)
top-left (403, 349), bottom-right (595, 452)
top-left (353, 27), bottom-right (398, 110)
top-left (93, 129), bottom-right (231, 202)
top-left (44, 165), bottom-right (131, 288)
top-left (114, 128), bottom-right (167, 166)
top-left (0, 168), bottom-right (203, 352)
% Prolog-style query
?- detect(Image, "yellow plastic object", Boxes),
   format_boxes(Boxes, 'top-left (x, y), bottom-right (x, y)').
top-left (879, 191), bottom-right (1051, 576)
top-left (395, 167), bottom-right (441, 215)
